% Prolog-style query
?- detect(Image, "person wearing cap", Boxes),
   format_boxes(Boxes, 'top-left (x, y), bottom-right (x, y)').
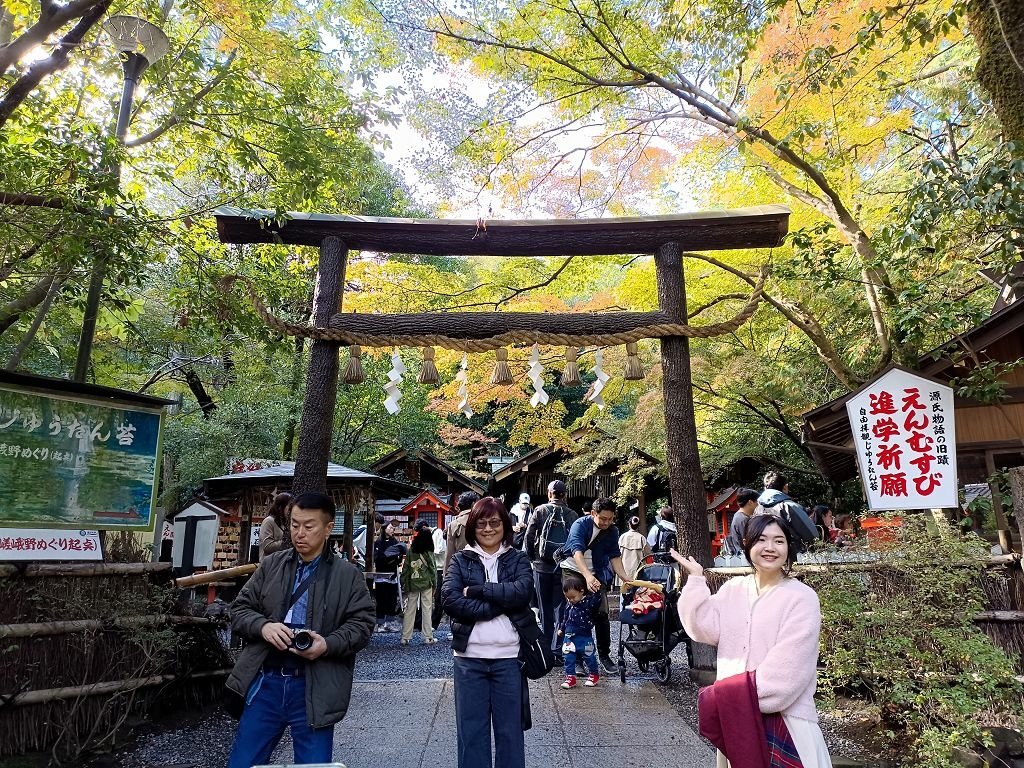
top-left (523, 479), bottom-right (578, 660)
top-left (509, 492), bottom-right (533, 549)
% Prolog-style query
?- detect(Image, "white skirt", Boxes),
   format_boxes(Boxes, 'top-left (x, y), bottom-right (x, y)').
top-left (716, 715), bottom-right (832, 768)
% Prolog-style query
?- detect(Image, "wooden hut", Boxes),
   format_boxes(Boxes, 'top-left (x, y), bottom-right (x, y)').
top-left (370, 448), bottom-right (486, 505)
top-left (488, 426), bottom-right (668, 528)
top-left (196, 461), bottom-right (417, 567)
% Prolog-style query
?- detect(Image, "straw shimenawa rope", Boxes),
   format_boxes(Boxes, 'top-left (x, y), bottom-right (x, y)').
top-left (220, 270), bottom-right (767, 352)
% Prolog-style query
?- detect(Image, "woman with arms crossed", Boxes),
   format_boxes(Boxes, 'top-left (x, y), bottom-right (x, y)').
top-left (441, 497), bottom-right (535, 768)
top-left (673, 514), bottom-right (831, 767)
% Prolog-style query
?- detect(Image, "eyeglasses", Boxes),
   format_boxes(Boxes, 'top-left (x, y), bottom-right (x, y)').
top-left (475, 518), bottom-right (503, 531)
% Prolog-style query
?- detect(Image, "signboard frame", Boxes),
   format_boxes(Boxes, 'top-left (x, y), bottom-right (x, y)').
top-left (846, 365), bottom-right (958, 511)
top-left (0, 372), bottom-right (169, 532)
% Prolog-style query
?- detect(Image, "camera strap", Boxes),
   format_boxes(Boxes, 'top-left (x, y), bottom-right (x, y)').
top-left (282, 556), bottom-right (328, 625)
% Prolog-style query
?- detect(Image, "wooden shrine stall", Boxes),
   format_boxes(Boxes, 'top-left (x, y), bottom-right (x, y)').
top-left (371, 448), bottom-right (486, 505)
top-left (489, 426), bottom-right (669, 530)
top-left (803, 297), bottom-right (1024, 549)
top-left (197, 461), bottom-right (416, 568)
top-left (214, 204), bottom-right (790, 562)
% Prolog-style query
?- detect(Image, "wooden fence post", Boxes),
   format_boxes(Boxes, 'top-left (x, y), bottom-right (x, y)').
top-left (1007, 467), bottom-right (1024, 555)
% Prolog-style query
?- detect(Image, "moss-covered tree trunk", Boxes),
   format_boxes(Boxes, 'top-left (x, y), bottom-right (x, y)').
top-left (969, 0), bottom-right (1024, 143)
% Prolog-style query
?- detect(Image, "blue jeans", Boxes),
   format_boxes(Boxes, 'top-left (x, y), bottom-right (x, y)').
top-left (227, 670), bottom-right (335, 768)
top-left (562, 634), bottom-right (598, 676)
top-left (453, 657), bottom-right (525, 768)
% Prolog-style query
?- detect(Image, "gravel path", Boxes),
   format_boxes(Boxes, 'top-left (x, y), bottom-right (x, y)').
top-left (105, 618), bottom-right (881, 767)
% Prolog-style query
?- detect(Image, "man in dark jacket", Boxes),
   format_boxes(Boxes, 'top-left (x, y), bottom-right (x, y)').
top-left (226, 491), bottom-right (376, 768)
top-left (523, 480), bottom-right (578, 660)
top-left (756, 471), bottom-right (817, 551)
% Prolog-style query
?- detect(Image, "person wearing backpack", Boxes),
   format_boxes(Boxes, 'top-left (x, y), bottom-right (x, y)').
top-left (523, 480), bottom-right (578, 660)
top-left (756, 472), bottom-right (818, 553)
top-left (400, 522), bottom-right (438, 645)
top-left (647, 506), bottom-right (678, 552)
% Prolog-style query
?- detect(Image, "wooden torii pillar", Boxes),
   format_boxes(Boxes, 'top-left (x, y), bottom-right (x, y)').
top-left (215, 206), bottom-right (790, 564)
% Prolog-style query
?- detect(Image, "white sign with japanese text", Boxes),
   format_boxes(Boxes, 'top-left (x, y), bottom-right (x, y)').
top-left (847, 368), bottom-right (957, 510)
top-left (0, 528), bottom-right (102, 560)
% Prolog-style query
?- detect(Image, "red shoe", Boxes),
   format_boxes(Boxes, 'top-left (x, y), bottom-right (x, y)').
top-left (585, 674), bottom-right (599, 687)
top-left (561, 675), bottom-right (578, 689)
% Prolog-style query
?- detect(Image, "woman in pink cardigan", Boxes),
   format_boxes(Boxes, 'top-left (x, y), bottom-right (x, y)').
top-left (674, 514), bottom-right (831, 768)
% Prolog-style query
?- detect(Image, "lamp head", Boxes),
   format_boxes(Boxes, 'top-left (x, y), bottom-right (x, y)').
top-left (102, 15), bottom-right (170, 69)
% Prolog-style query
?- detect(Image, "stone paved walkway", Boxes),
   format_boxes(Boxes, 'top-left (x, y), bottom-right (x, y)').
top-left (269, 677), bottom-right (715, 768)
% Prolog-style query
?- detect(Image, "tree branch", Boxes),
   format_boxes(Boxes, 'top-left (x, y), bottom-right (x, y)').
top-left (124, 50), bottom-right (238, 148)
top-left (0, 0), bottom-right (113, 129)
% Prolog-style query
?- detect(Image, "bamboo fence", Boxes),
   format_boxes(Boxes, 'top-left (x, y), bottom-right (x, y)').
top-left (0, 561), bottom-right (231, 759)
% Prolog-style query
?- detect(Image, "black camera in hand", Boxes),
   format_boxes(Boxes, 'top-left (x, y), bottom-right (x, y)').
top-left (291, 628), bottom-right (314, 651)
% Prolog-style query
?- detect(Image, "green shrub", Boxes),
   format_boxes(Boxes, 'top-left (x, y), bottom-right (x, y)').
top-left (804, 517), bottom-right (1024, 767)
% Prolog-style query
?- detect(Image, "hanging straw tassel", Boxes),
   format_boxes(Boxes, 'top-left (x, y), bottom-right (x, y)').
top-left (490, 348), bottom-right (514, 385)
top-left (418, 346), bottom-right (440, 385)
top-left (623, 342), bottom-right (645, 380)
top-left (343, 345), bottom-right (365, 384)
top-left (560, 346), bottom-right (582, 387)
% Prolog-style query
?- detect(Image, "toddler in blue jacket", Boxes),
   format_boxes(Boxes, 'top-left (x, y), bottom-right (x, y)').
top-left (557, 571), bottom-right (602, 688)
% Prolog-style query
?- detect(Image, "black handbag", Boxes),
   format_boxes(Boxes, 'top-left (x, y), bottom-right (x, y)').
top-left (519, 634), bottom-right (555, 680)
top-left (516, 612), bottom-right (555, 680)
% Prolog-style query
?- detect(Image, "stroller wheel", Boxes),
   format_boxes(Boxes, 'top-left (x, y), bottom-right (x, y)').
top-left (619, 660), bottom-right (626, 684)
top-left (637, 660), bottom-right (650, 673)
top-left (656, 658), bottom-right (672, 684)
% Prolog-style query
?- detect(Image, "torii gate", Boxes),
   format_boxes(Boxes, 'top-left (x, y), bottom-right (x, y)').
top-left (214, 205), bottom-right (790, 562)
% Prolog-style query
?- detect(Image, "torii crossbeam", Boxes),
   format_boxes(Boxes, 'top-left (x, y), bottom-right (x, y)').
top-left (214, 204), bottom-right (790, 562)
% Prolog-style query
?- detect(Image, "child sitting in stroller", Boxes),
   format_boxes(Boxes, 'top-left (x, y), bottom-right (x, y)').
top-left (557, 572), bottom-right (603, 688)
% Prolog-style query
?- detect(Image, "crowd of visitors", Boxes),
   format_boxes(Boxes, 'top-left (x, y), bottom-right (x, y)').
top-left (225, 470), bottom-right (844, 768)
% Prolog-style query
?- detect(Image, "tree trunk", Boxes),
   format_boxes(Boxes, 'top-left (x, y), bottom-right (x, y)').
top-left (5, 274), bottom-right (63, 369)
top-left (183, 367), bottom-right (216, 418)
top-left (969, 0), bottom-right (1024, 143)
top-left (292, 236), bottom-right (347, 495)
top-left (655, 243), bottom-right (711, 564)
top-left (282, 335), bottom-right (305, 460)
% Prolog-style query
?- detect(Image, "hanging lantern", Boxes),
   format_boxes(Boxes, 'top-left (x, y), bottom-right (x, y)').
top-left (560, 346), bottom-right (581, 387)
top-left (343, 344), bottom-right (365, 384)
top-left (418, 346), bottom-right (440, 385)
top-left (623, 342), bottom-right (645, 380)
top-left (490, 348), bottom-right (514, 385)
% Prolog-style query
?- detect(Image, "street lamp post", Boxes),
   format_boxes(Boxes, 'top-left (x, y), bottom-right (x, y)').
top-left (73, 15), bottom-right (169, 382)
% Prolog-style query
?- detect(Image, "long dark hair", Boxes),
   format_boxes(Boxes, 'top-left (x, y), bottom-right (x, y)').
top-left (410, 524), bottom-right (434, 554)
top-left (268, 492), bottom-right (292, 527)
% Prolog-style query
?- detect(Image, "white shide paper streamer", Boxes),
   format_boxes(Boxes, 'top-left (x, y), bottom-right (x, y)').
top-left (383, 350), bottom-right (407, 415)
top-left (527, 344), bottom-right (549, 408)
top-left (456, 354), bottom-right (473, 418)
top-left (586, 348), bottom-right (610, 411)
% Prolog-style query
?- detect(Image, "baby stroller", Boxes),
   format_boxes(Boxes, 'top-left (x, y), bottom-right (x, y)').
top-left (616, 551), bottom-right (691, 684)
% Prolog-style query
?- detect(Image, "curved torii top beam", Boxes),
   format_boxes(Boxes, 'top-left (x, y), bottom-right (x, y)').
top-left (213, 205), bottom-right (790, 256)
top-left (214, 205), bottom-right (789, 350)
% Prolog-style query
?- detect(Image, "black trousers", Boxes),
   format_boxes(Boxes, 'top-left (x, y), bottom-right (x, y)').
top-left (431, 570), bottom-right (444, 628)
top-left (533, 566), bottom-right (566, 653)
top-left (593, 583), bottom-right (611, 658)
